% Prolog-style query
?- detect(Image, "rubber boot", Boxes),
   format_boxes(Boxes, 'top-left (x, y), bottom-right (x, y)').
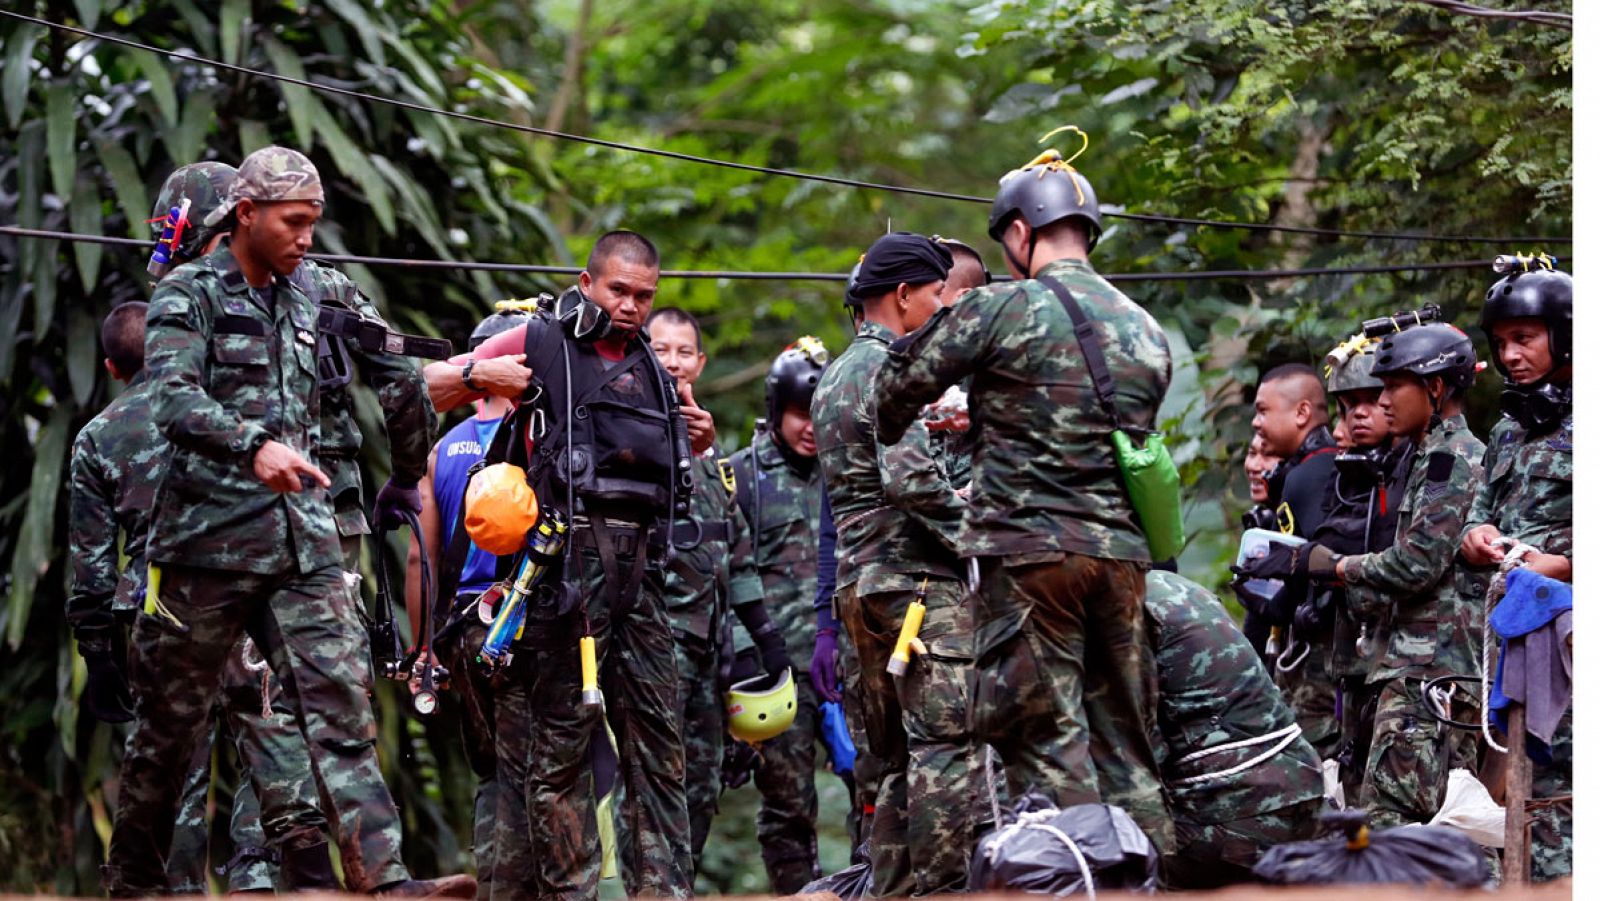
top-left (279, 841), bottom-right (341, 892)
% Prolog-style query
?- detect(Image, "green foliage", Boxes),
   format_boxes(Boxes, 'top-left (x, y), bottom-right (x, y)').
top-left (0, 0), bottom-right (1570, 890)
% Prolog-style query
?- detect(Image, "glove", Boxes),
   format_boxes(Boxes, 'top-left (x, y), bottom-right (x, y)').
top-left (728, 648), bottom-right (762, 686)
top-left (720, 739), bottom-right (761, 791)
top-left (810, 628), bottom-right (841, 703)
top-left (1232, 542), bottom-right (1305, 581)
top-left (372, 477), bottom-right (422, 531)
top-left (80, 642), bottom-right (135, 724)
top-left (753, 627), bottom-right (793, 680)
top-left (1293, 593), bottom-right (1333, 637)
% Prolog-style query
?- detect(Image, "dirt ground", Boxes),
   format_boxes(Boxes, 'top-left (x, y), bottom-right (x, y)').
top-left (8, 886), bottom-right (1572, 900)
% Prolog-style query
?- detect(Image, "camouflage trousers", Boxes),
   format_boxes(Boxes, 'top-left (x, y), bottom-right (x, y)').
top-left (752, 669), bottom-right (823, 894)
top-left (1274, 630), bottom-right (1340, 760)
top-left (1165, 796), bottom-right (1324, 889)
top-left (838, 631), bottom-right (881, 858)
top-left (673, 635), bottom-right (724, 867)
top-left (836, 578), bottom-right (978, 897)
top-left (440, 614), bottom-right (502, 900)
top-left (1530, 712), bottom-right (1572, 882)
top-left (105, 563), bottom-right (409, 896)
top-left (1359, 676), bottom-right (1481, 829)
top-left (973, 553), bottom-right (1172, 852)
top-left (495, 548), bottom-right (692, 900)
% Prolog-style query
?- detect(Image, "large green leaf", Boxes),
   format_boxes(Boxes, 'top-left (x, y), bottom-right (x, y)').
top-left (368, 154), bottom-right (451, 257)
top-left (260, 35), bottom-right (316, 149)
top-left (169, 0), bottom-right (218, 58)
top-left (69, 175), bottom-right (103, 291)
top-left (129, 49), bottom-right (178, 126)
top-left (309, 103), bottom-right (396, 235)
top-left (31, 238), bottom-right (58, 337)
top-left (324, 0), bottom-right (386, 69)
top-left (6, 404), bottom-right (71, 650)
top-left (95, 138), bottom-right (151, 238)
top-left (164, 88), bottom-right (215, 167)
top-left (238, 118), bottom-right (271, 155)
top-left (45, 81), bottom-right (76, 203)
top-left (72, 0), bottom-right (102, 29)
top-left (219, 0), bottom-right (250, 66)
top-left (2, 23), bottom-right (42, 129)
top-left (65, 305), bottom-right (97, 407)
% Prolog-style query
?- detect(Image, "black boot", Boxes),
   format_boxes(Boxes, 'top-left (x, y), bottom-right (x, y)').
top-left (279, 841), bottom-right (341, 892)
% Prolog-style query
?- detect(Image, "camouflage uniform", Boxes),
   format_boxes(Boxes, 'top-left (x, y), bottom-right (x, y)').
top-left (650, 454), bottom-right (764, 865)
top-left (69, 366), bottom-right (325, 891)
top-left (729, 431), bottom-right (824, 894)
top-left (1465, 411), bottom-right (1572, 880)
top-left (1143, 572), bottom-right (1323, 888)
top-left (874, 258), bottom-right (1174, 851)
top-left (104, 237), bottom-right (414, 894)
top-left (1343, 414), bottom-right (1487, 829)
top-left (812, 320), bottom-right (977, 896)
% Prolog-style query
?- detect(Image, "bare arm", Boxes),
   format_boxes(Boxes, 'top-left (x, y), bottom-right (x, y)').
top-left (406, 445), bottom-right (443, 641)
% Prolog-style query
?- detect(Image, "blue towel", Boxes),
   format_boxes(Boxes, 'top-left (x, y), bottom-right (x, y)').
top-left (1489, 567), bottom-right (1572, 638)
top-left (1488, 567), bottom-right (1573, 764)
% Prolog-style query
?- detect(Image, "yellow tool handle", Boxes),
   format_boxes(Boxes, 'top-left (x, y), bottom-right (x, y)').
top-left (580, 635), bottom-right (603, 705)
top-left (887, 600), bottom-right (926, 676)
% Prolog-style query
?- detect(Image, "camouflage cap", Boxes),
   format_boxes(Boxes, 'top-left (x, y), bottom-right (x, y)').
top-left (203, 145), bottom-right (324, 226)
top-left (152, 162), bottom-right (238, 261)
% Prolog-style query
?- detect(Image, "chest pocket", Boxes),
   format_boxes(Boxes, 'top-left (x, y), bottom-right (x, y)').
top-left (211, 314), bottom-right (272, 417)
top-left (754, 485), bottom-right (807, 576)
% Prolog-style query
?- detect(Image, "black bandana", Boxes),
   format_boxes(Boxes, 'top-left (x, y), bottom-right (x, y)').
top-left (847, 232), bottom-right (953, 303)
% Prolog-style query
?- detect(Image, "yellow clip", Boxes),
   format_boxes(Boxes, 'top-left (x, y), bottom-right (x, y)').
top-left (142, 563), bottom-right (185, 629)
top-left (718, 458), bottom-right (737, 495)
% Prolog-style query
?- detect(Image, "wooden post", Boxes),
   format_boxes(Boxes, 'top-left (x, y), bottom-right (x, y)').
top-left (1503, 703), bottom-right (1532, 885)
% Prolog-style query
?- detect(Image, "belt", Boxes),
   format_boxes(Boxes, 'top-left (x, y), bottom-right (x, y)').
top-left (571, 517), bottom-right (649, 558)
top-left (650, 519), bottom-right (732, 550)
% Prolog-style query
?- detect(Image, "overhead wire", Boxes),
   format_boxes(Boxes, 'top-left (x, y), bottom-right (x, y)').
top-left (0, 9), bottom-right (1572, 247)
top-left (0, 224), bottom-right (1499, 283)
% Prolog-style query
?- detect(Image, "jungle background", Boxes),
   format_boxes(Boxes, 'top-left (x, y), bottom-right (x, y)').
top-left (0, 0), bottom-right (1572, 892)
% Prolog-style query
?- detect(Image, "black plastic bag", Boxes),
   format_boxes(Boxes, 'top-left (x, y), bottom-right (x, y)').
top-left (800, 859), bottom-right (871, 900)
top-left (1253, 809), bottom-right (1491, 888)
top-left (968, 793), bottom-right (1158, 895)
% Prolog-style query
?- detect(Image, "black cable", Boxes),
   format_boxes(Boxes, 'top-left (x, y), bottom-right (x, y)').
top-left (0, 9), bottom-right (1572, 247)
top-left (0, 223), bottom-right (1499, 283)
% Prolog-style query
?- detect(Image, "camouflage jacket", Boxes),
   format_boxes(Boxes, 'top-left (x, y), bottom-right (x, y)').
top-left (812, 321), bottom-right (964, 594)
top-left (661, 454), bottom-right (764, 645)
top-left (874, 258), bottom-right (1172, 562)
top-left (67, 375), bottom-right (166, 640)
top-left (730, 431), bottom-right (820, 664)
top-left (293, 260), bottom-right (436, 538)
top-left (1145, 571), bottom-right (1324, 823)
top-left (1343, 414), bottom-right (1487, 682)
top-left (145, 246), bottom-right (340, 575)
top-left (1465, 410), bottom-right (1572, 559)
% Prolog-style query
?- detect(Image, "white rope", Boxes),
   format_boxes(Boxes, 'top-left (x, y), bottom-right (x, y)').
top-left (1170, 724), bottom-right (1305, 787)
top-left (985, 745), bottom-right (1004, 828)
top-left (1482, 538), bottom-right (1538, 754)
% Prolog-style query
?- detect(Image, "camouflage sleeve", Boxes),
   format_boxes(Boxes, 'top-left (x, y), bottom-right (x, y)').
top-left (145, 282), bottom-right (271, 463)
top-left (1463, 435), bottom-right (1500, 534)
top-left (879, 417), bottom-right (964, 555)
top-left (66, 433), bottom-right (118, 638)
top-left (1343, 450), bottom-right (1477, 616)
top-left (727, 484), bottom-right (766, 609)
top-left (339, 279), bottom-right (437, 484)
top-left (874, 291), bottom-right (1003, 446)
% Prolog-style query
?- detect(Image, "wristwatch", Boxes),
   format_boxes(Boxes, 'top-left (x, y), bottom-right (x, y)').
top-left (461, 359), bottom-right (482, 391)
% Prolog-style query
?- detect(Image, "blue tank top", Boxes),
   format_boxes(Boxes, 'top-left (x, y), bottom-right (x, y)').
top-left (435, 414), bottom-right (505, 594)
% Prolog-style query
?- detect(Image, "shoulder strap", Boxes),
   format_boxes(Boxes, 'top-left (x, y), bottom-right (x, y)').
top-left (1039, 274), bottom-right (1122, 430)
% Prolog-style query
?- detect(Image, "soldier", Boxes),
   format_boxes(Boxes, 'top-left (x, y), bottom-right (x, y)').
top-left (104, 146), bottom-right (471, 898)
top-left (1460, 264), bottom-right (1572, 880)
top-left (1144, 571), bottom-right (1323, 888)
top-left (1241, 364), bottom-right (1338, 657)
top-left (643, 306), bottom-right (787, 870)
top-left (1239, 323), bottom-right (1486, 828)
top-left (812, 232), bottom-right (978, 896)
top-left (450, 231), bottom-right (697, 899)
top-left (728, 340), bottom-right (828, 894)
top-left (407, 308), bottom-right (530, 898)
top-left (873, 149), bottom-right (1174, 850)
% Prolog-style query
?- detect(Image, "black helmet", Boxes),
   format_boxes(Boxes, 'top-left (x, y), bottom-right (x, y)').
top-left (469, 308), bottom-right (532, 350)
top-left (986, 150), bottom-right (1103, 252)
top-left (1370, 324), bottom-right (1478, 394)
top-left (1480, 268), bottom-right (1572, 380)
top-left (843, 259), bottom-right (864, 311)
top-left (765, 336), bottom-right (830, 425)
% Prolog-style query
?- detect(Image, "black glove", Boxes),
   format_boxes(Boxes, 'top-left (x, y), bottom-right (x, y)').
top-left (728, 647), bottom-right (762, 686)
top-left (1232, 542), bottom-right (1306, 582)
top-left (1293, 592), bottom-right (1333, 638)
top-left (372, 477), bottom-right (422, 531)
top-left (753, 627), bottom-right (793, 678)
top-left (79, 639), bottom-right (135, 724)
top-left (721, 739), bottom-right (762, 791)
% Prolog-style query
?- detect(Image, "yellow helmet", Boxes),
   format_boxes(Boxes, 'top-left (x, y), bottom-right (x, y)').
top-left (726, 668), bottom-right (797, 743)
top-left (464, 462), bottom-right (540, 556)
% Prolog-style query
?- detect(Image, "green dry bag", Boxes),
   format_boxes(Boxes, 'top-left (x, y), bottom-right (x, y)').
top-left (1111, 429), bottom-right (1185, 562)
